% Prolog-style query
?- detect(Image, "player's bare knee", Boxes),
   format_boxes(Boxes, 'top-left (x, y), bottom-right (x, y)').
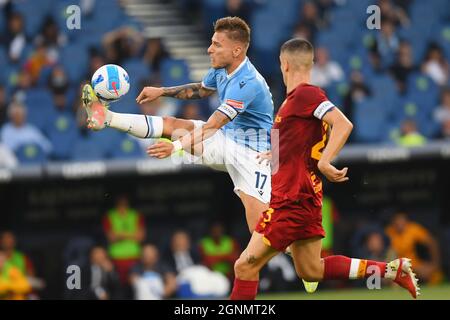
top-left (161, 116), bottom-right (176, 137)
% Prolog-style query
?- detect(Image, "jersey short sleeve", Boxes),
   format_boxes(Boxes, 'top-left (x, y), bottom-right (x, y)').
top-left (293, 86), bottom-right (335, 120)
top-left (217, 82), bottom-right (256, 121)
top-left (201, 68), bottom-right (218, 90)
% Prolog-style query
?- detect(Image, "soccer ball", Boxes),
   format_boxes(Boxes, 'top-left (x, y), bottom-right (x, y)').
top-left (91, 64), bottom-right (130, 103)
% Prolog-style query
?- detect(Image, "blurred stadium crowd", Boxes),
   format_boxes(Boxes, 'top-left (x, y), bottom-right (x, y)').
top-left (1, 194), bottom-right (446, 299)
top-left (0, 0), bottom-right (449, 166)
top-left (1, 0), bottom-right (450, 299)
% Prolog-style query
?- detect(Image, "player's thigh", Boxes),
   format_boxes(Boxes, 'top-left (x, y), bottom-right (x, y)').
top-left (238, 191), bottom-right (269, 233)
top-left (161, 117), bottom-right (196, 139)
top-left (236, 232), bottom-right (279, 275)
top-left (290, 237), bottom-right (323, 278)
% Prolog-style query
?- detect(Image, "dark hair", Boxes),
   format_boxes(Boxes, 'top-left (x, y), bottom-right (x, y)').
top-left (281, 38), bottom-right (314, 54)
top-left (214, 16), bottom-right (251, 45)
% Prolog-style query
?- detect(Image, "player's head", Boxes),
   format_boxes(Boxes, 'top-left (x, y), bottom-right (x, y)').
top-left (207, 16), bottom-right (251, 69)
top-left (279, 38), bottom-right (314, 82)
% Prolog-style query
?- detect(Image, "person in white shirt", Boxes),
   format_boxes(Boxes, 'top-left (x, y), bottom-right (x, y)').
top-left (311, 47), bottom-right (344, 88)
top-left (0, 102), bottom-right (52, 154)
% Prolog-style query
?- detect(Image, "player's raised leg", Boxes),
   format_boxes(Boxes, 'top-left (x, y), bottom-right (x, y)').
top-left (82, 84), bottom-right (198, 140)
top-left (230, 231), bottom-right (278, 300)
top-left (289, 237), bottom-right (420, 298)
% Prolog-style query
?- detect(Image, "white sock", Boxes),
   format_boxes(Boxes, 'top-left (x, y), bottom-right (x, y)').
top-left (106, 111), bottom-right (163, 138)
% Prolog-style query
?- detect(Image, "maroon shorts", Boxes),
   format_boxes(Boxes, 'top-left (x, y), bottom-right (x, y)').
top-left (255, 199), bottom-right (325, 252)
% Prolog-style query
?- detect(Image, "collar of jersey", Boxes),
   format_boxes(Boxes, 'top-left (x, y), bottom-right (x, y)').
top-left (226, 57), bottom-right (248, 80)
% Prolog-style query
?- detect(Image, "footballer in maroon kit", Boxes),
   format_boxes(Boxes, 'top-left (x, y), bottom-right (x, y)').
top-left (230, 38), bottom-right (420, 300)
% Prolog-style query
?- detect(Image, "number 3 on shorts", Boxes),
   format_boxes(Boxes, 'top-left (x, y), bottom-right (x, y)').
top-left (255, 171), bottom-right (267, 190)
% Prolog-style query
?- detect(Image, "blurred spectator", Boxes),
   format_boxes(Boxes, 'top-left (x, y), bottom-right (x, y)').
top-left (296, 1), bottom-right (326, 41)
top-left (259, 253), bottom-right (297, 293)
top-left (85, 246), bottom-right (122, 300)
top-left (0, 102), bottom-right (52, 154)
top-left (199, 222), bottom-right (240, 278)
top-left (0, 144), bottom-right (17, 168)
top-left (224, 0), bottom-right (251, 22)
top-left (389, 41), bottom-right (417, 93)
top-left (129, 244), bottom-right (177, 300)
top-left (292, 23), bottom-right (313, 42)
top-left (1, 11), bottom-right (27, 63)
top-left (311, 47), bottom-right (344, 88)
top-left (0, 249), bottom-right (31, 300)
top-left (23, 41), bottom-right (55, 85)
top-left (378, 0), bottom-right (410, 27)
top-left (103, 194), bottom-right (146, 286)
top-left (103, 26), bottom-right (144, 65)
top-left (352, 226), bottom-right (396, 262)
top-left (142, 38), bottom-right (170, 74)
top-left (433, 87), bottom-right (450, 139)
top-left (385, 212), bottom-right (444, 284)
top-left (343, 71), bottom-right (372, 125)
top-left (394, 119), bottom-right (426, 147)
top-left (0, 85), bottom-right (8, 126)
top-left (421, 43), bottom-right (449, 87)
top-left (373, 19), bottom-right (399, 66)
top-left (34, 16), bottom-right (66, 52)
top-left (0, 231), bottom-right (45, 298)
top-left (164, 230), bottom-right (230, 299)
top-left (178, 102), bottom-right (204, 121)
top-left (33, 16), bottom-right (66, 70)
top-left (86, 49), bottom-right (107, 82)
top-left (48, 66), bottom-right (69, 96)
top-left (165, 230), bottom-right (201, 274)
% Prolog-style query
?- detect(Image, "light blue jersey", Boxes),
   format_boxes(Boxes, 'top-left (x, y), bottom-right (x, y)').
top-left (202, 57), bottom-right (274, 152)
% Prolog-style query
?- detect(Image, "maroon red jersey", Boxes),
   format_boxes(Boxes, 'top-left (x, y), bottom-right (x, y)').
top-left (270, 83), bottom-right (335, 208)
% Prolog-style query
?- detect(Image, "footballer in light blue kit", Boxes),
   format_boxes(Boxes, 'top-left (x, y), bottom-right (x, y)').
top-left (82, 17), bottom-right (273, 231)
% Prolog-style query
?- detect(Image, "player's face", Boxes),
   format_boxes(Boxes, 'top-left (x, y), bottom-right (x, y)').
top-left (207, 32), bottom-right (236, 69)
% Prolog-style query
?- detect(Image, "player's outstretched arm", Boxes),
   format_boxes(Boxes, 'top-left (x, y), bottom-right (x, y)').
top-left (147, 110), bottom-right (230, 158)
top-left (318, 107), bottom-right (353, 183)
top-left (136, 83), bottom-right (216, 104)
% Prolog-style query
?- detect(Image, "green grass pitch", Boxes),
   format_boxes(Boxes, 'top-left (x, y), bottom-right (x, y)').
top-left (258, 284), bottom-right (450, 300)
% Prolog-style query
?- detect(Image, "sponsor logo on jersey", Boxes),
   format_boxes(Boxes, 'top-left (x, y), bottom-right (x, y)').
top-left (275, 115), bottom-right (282, 123)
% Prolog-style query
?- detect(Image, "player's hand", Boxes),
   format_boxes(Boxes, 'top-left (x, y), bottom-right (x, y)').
top-left (256, 151), bottom-right (272, 166)
top-left (318, 161), bottom-right (349, 183)
top-left (147, 140), bottom-right (174, 159)
top-left (136, 86), bottom-right (164, 104)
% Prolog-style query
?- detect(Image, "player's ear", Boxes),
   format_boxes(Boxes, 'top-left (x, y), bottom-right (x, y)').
top-left (233, 46), bottom-right (242, 58)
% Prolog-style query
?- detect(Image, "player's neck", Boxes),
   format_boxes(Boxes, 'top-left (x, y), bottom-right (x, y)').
top-left (286, 73), bottom-right (310, 94)
top-left (226, 56), bottom-right (246, 75)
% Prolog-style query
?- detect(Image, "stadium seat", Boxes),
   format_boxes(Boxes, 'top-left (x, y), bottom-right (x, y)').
top-left (353, 98), bottom-right (387, 143)
top-left (122, 58), bottom-right (152, 90)
top-left (89, 128), bottom-right (123, 157)
top-left (70, 135), bottom-right (107, 161)
top-left (15, 142), bottom-right (48, 165)
top-left (160, 58), bottom-right (191, 87)
top-left (59, 43), bottom-right (89, 84)
top-left (23, 88), bottom-right (57, 130)
top-left (12, 0), bottom-right (53, 38)
top-left (45, 112), bottom-right (79, 160)
top-left (110, 136), bottom-right (145, 159)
